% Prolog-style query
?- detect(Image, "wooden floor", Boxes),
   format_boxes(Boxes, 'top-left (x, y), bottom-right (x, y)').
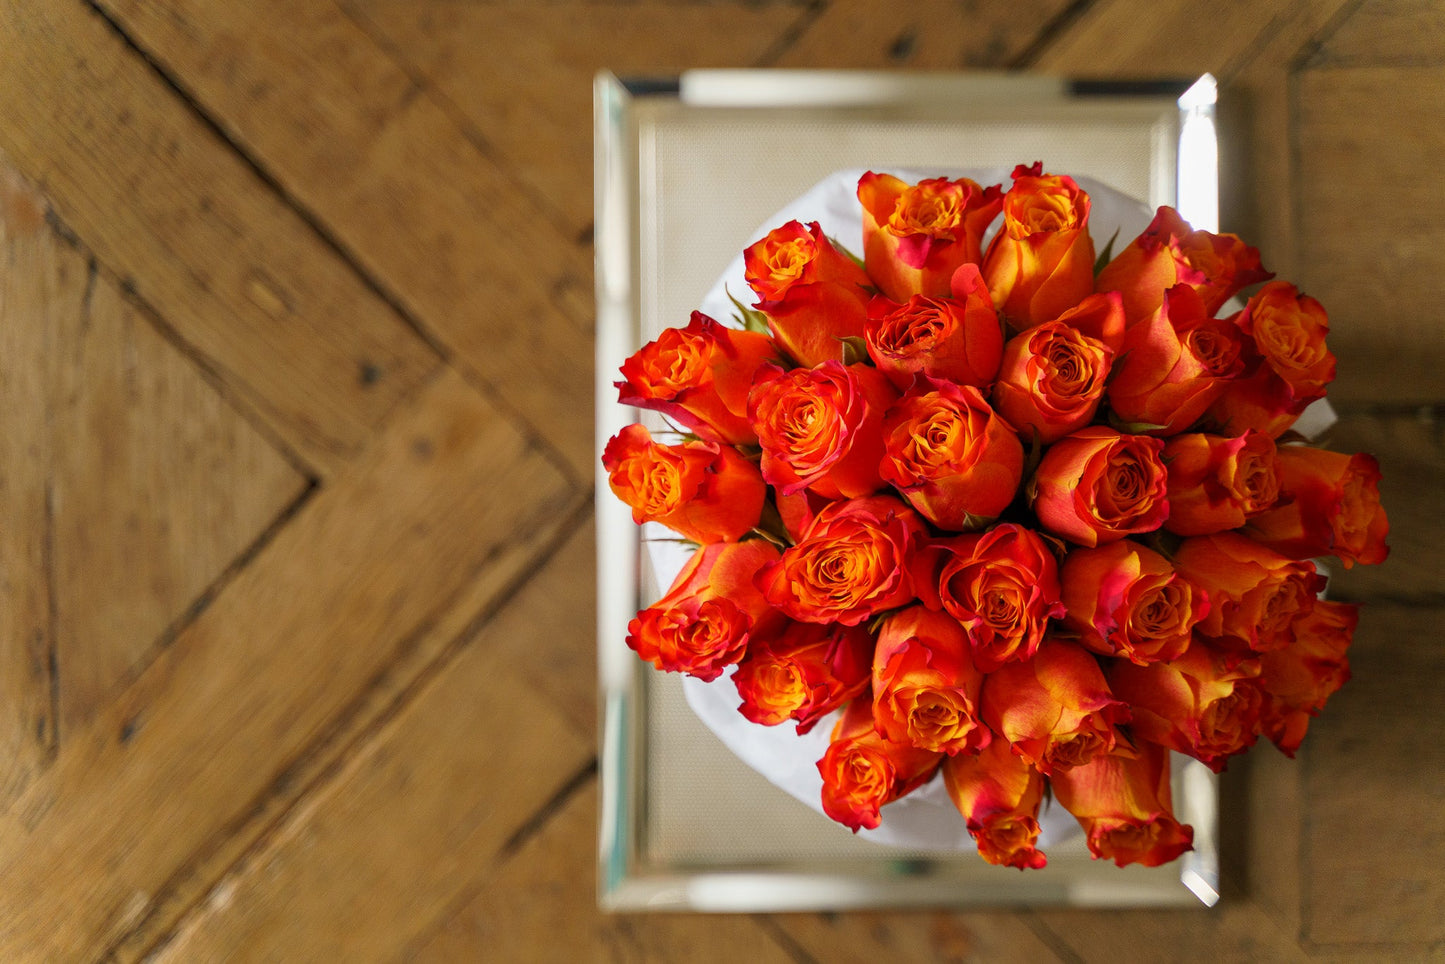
top-left (0, 0), bottom-right (1441, 960)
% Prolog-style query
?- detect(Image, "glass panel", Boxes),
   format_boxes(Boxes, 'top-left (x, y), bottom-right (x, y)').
top-left (595, 70), bottom-right (1220, 911)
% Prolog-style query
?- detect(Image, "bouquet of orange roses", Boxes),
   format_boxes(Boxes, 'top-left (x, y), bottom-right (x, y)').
top-left (604, 163), bottom-right (1387, 870)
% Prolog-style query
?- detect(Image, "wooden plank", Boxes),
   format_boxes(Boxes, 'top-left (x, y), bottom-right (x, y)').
top-left (1305, 0), bottom-right (1445, 67)
top-left (0, 368), bottom-right (578, 959)
top-left (1323, 413), bottom-right (1444, 602)
top-left (341, 0), bottom-right (805, 236)
top-left (147, 527), bottom-right (595, 961)
top-left (770, 0), bottom-right (1075, 70)
top-left (0, 0), bottom-right (441, 477)
top-left (51, 226), bottom-right (307, 731)
top-left (1030, 0), bottom-right (1289, 77)
top-left (0, 158), bottom-right (66, 807)
top-left (1302, 604), bottom-right (1445, 947)
top-left (406, 781), bottom-right (799, 964)
top-left (770, 910), bottom-right (1068, 964)
top-left (1294, 65), bottom-right (1445, 405)
top-left (94, 0), bottom-right (662, 480)
top-left (1029, 903), bottom-right (1310, 963)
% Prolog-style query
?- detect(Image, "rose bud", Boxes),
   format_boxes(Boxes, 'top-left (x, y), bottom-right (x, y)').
top-left (992, 315), bottom-right (1114, 444)
top-left (982, 162), bottom-right (1096, 330)
top-left (733, 620), bottom-right (874, 734)
top-left (602, 424), bottom-right (765, 544)
top-left (1163, 431), bottom-right (1281, 536)
top-left (626, 540), bottom-right (785, 681)
top-left (980, 638), bottom-right (1129, 775)
top-left (912, 523), bottom-right (1065, 672)
top-left (1206, 282), bottom-right (1335, 437)
top-left (616, 311), bottom-right (780, 446)
top-left (1095, 205), bottom-right (1273, 327)
top-left (879, 378), bottom-right (1024, 531)
top-left (1257, 599), bottom-right (1356, 757)
top-left (1030, 427), bottom-right (1170, 548)
top-left (1173, 532), bottom-right (1327, 654)
top-left (748, 361), bottom-right (896, 499)
top-left (872, 606), bottom-right (990, 755)
top-left (1050, 741), bottom-right (1194, 868)
top-left (857, 172), bottom-right (1003, 302)
top-left (757, 495), bottom-right (925, 626)
top-left (1108, 642), bottom-right (1264, 772)
top-left (863, 266), bottom-right (1003, 391)
top-left (1060, 539), bottom-right (1208, 665)
top-left (942, 738), bottom-right (1048, 870)
top-left (818, 697), bottom-right (943, 832)
top-left (1247, 446), bottom-right (1389, 568)
top-left (743, 220), bottom-right (872, 368)
top-left (1106, 285), bottom-right (1245, 436)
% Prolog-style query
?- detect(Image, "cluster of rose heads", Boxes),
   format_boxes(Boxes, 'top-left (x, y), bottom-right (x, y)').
top-left (605, 164), bottom-right (1389, 871)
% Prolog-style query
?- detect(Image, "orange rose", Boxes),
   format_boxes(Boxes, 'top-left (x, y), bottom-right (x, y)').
top-left (757, 495), bottom-right (925, 626)
top-left (991, 313), bottom-right (1114, 444)
top-left (616, 311), bottom-right (780, 445)
top-left (911, 523), bottom-right (1064, 672)
top-left (1050, 741), bottom-right (1194, 868)
top-left (1206, 282), bottom-right (1335, 437)
top-left (1163, 431), bottom-right (1280, 536)
top-left (1106, 285), bottom-right (1245, 436)
top-left (748, 361), bottom-right (896, 499)
top-left (1257, 599), bottom-right (1356, 757)
top-left (857, 172), bottom-right (1003, 302)
top-left (980, 638), bottom-right (1129, 775)
top-left (982, 162), bottom-right (1095, 329)
top-left (1247, 446), bottom-right (1389, 568)
top-left (942, 738), bottom-right (1048, 869)
top-left (627, 540), bottom-right (784, 680)
top-left (879, 378), bottom-right (1023, 531)
top-left (732, 620), bottom-right (874, 734)
top-left (1030, 427), bottom-right (1170, 547)
top-left (602, 423), bottom-right (765, 544)
top-left (863, 266), bottom-right (1003, 391)
top-left (1172, 532), bottom-right (1326, 654)
top-left (1108, 642), bottom-right (1263, 772)
top-left (1095, 205), bottom-right (1273, 327)
top-left (872, 606), bottom-right (990, 755)
top-left (1059, 539), bottom-right (1208, 665)
top-left (817, 697), bottom-right (943, 832)
top-left (743, 220), bottom-right (872, 368)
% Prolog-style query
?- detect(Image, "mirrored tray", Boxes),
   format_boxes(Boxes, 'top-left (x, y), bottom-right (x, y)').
top-left (594, 69), bottom-right (1222, 912)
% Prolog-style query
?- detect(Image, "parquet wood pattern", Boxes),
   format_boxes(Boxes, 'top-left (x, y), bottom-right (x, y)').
top-left (0, 0), bottom-right (1440, 960)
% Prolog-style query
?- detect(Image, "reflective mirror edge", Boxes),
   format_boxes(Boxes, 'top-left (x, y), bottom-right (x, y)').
top-left (594, 69), bottom-right (1221, 912)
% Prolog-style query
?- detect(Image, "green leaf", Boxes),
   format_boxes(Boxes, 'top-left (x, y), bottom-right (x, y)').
top-left (726, 284), bottom-right (772, 335)
top-left (1093, 227), bottom-right (1121, 278)
top-left (838, 335), bottom-right (871, 366)
top-left (828, 235), bottom-right (867, 272)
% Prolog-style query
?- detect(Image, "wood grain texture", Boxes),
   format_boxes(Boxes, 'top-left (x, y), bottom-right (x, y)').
top-left (1302, 604), bottom-right (1445, 948)
top-left (0, 160), bottom-right (65, 807)
top-left (407, 781), bottom-right (800, 964)
top-left (50, 234), bottom-right (306, 731)
top-left (769, 0), bottom-right (1077, 70)
top-left (1294, 64), bottom-right (1445, 404)
top-left (342, 0), bottom-right (806, 236)
top-left (0, 0), bottom-right (441, 477)
top-left (149, 527), bottom-right (595, 961)
top-left (95, 0), bottom-right (652, 479)
top-left (1304, 0), bottom-right (1445, 67)
top-left (0, 369), bottom-right (576, 960)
